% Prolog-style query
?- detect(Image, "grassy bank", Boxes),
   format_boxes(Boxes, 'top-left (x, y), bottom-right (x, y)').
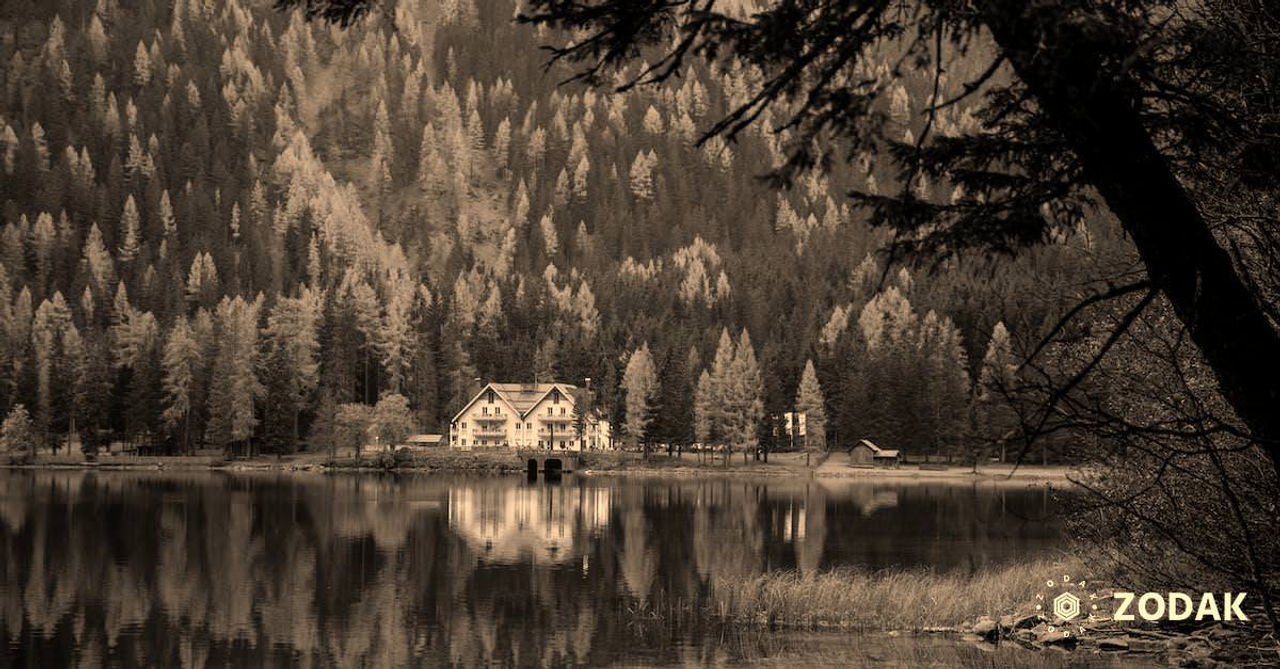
top-left (707, 555), bottom-right (1084, 631)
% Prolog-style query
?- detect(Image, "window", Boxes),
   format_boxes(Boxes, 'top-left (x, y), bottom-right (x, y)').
top-left (547, 407), bottom-right (553, 416)
top-left (487, 390), bottom-right (495, 403)
top-left (461, 422), bottom-right (466, 429)
top-left (482, 407), bottom-right (488, 416)
top-left (552, 390), bottom-right (560, 403)
top-left (461, 439), bottom-right (467, 446)
top-left (538, 440), bottom-right (544, 447)
top-left (560, 407), bottom-right (566, 415)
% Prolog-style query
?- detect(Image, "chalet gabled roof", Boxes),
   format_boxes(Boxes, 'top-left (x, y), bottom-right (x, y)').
top-left (452, 382), bottom-right (581, 424)
top-left (520, 382), bottom-right (579, 415)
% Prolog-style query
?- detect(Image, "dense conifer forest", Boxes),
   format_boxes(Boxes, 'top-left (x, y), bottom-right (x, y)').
top-left (0, 0), bottom-right (1119, 459)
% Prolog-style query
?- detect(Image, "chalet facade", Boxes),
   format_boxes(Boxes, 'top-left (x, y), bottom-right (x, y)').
top-left (449, 382), bottom-right (613, 450)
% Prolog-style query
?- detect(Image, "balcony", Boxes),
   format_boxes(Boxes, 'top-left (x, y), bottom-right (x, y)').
top-left (474, 414), bottom-right (508, 423)
top-left (539, 414), bottom-right (574, 423)
top-left (473, 427), bottom-right (509, 438)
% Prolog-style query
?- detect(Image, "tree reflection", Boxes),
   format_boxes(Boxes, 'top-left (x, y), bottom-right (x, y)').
top-left (0, 471), bottom-right (1065, 666)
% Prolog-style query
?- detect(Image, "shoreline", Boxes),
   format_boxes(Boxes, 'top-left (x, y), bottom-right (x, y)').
top-left (0, 450), bottom-right (1077, 485)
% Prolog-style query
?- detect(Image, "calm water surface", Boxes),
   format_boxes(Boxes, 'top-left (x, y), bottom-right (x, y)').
top-left (0, 470), bottom-right (1077, 666)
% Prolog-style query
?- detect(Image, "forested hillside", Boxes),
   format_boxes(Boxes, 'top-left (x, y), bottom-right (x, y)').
top-left (0, 0), bottom-right (1116, 458)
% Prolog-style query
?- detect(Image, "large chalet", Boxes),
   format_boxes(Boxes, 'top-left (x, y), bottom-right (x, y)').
top-left (449, 382), bottom-right (612, 450)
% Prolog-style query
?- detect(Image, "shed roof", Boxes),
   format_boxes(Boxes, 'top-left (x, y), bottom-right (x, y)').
top-left (856, 439), bottom-right (899, 458)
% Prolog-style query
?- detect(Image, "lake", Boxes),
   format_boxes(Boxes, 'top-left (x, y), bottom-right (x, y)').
top-left (0, 470), bottom-right (1089, 666)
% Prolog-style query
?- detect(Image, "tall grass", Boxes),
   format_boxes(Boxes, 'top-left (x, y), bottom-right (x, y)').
top-left (711, 555), bottom-right (1085, 631)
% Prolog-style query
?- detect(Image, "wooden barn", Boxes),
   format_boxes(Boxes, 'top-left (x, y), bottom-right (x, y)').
top-left (849, 439), bottom-right (901, 467)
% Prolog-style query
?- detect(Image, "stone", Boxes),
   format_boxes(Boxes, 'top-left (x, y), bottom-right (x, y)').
top-left (971, 616), bottom-right (998, 639)
top-left (1030, 623), bottom-right (1075, 646)
top-left (999, 612), bottom-right (1040, 630)
top-left (1095, 637), bottom-right (1129, 651)
top-left (1126, 639), bottom-right (1166, 653)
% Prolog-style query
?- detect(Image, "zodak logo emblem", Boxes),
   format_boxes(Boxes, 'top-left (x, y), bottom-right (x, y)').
top-left (1035, 573), bottom-right (1250, 627)
top-left (1036, 574), bottom-right (1103, 637)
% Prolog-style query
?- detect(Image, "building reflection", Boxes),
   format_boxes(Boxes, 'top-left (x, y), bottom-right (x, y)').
top-left (447, 483), bottom-right (611, 564)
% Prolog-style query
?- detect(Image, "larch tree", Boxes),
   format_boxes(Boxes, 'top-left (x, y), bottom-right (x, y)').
top-left (701, 328), bottom-right (736, 462)
top-left (370, 392), bottom-right (415, 450)
top-left (264, 288), bottom-right (322, 451)
top-left (693, 368), bottom-right (715, 454)
top-left (205, 296), bottom-right (264, 457)
top-left (976, 321), bottom-right (1019, 463)
top-left (729, 329), bottom-right (763, 463)
top-left (621, 342), bottom-right (658, 455)
top-left (376, 278), bottom-right (415, 394)
top-left (0, 404), bottom-right (34, 455)
top-left (132, 40), bottom-right (151, 87)
top-left (118, 195), bottom-right (141, 264)
top-left (161, 316), bottom-right (203, 453)
top-left (794, 359), bottom-right (826, 462)
top-left (31, 293), bottom-right (73, 453)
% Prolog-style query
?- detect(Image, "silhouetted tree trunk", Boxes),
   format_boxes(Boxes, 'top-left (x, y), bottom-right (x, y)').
top-left (983, 2), bottom-right (1280, 476)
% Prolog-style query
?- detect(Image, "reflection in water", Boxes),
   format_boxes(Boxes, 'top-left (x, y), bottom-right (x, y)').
top-left (448, 485), bottom-right (610, 565)
top-left (0, 471), bottom-right (1067, 667)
